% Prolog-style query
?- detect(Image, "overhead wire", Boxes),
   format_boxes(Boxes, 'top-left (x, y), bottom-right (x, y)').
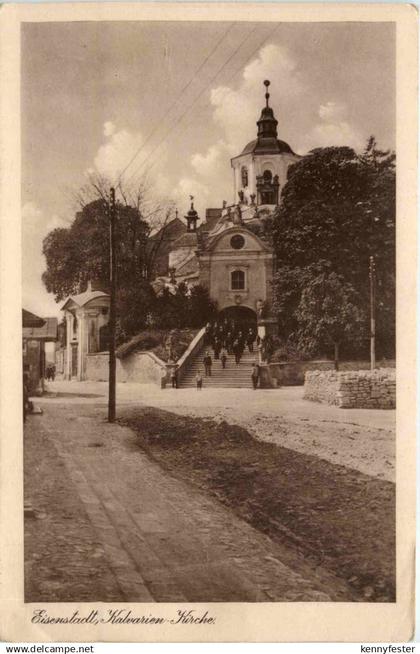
top-left (123, 23), bottom-right (261, 187)
top-left (115, 21), bottom-right (236, 185)
top-left (124, 23), bottom-right (280, 187)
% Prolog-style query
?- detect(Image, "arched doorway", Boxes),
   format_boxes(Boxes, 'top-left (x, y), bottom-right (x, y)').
top-left (218, 305), bottom-right (257, 333)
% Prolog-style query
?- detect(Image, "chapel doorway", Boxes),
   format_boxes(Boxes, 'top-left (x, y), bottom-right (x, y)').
top-left (71, 343), bottom-right (78, 378)
top-left (218, 305), bottom-right (257, 334)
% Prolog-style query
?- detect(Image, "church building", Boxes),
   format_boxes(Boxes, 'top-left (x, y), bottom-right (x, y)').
top-left (163, 80), bottom-right (301, 327)
top-left (61, 81), bottom-right (301, 380)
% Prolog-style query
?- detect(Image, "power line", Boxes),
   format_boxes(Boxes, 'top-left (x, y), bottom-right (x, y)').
top-left (116, 22), bottom-right (236, 185)
top-left (125, 23), bottom-right (280, 186)
top-left (124, 23), bottom-right (260, 187)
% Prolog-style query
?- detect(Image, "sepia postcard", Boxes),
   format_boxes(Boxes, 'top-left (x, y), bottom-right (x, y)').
top-left (0, 1), bottom-right (417, 644)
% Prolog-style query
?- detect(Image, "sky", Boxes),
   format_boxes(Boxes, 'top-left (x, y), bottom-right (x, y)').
top-left (21, 21), bottom-right (395, 318)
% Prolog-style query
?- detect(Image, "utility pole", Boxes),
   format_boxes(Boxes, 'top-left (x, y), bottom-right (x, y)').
top-left (369, 255), bottom-right (376, 371)
top-left (108, 187), bottom-right (117, 422)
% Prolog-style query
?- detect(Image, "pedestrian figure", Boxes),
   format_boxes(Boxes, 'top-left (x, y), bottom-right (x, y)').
top-left (204, 322), bottom-right (212, 346)
top-left (220, 348), bottom-right (227, 369)
top-left (233, 339), bottom-right (241, 365)
top-left (213, 338), bottom-right (221, 360)
top-left (247, 328), bottom-right (255, 353)
top-left (203, 351), bottom-right (212, 376)
top-left (251, 362), bottom-right (260, 389)
top-left (170, 367), bottom-right (178, 388)
top-left (51, 365), bottom-right (56, 381)
top-left (226, 331), bottom-right (233, 354)
top-left (196, 370), bottom-right (203, 390)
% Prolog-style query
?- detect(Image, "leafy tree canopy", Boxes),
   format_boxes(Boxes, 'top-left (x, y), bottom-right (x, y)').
top-left (42, 199), bottom-right (151, 302)
top-left (271, 138), bottom-right (395, 359)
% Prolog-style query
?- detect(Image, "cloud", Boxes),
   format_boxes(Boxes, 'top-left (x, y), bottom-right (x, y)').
top-left (191, 140), bottom-right (231, 177)
top-left (92, 121), bottom-right (172, 199)
top-left (318, 101), bottom-right (347, 122)
top-left (103, 121), bottom-right (116, 137)
top-left (300, 101), bottom-right (364, 153)
top-left (93, 124), bottom-right (144, 180)
top-left (174, 43), bottom-right (303, 209)
top-left (210, 44), bottom-right (302, 156)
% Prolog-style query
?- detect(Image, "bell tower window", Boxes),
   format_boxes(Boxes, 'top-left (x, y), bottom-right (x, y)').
top-left (256, 170), bottom-right (280, 206)
top-left (241, 166), bottom-right (248, 188)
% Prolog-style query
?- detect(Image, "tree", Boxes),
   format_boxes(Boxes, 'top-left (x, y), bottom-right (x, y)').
top-left (271, 138), bottom-right (395, 360)
top-left (187, 285), bottom-right (218, 328)
top-left (294, 267), bottom-right (366, 368)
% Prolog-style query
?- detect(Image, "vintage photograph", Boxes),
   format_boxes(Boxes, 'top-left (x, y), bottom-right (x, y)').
top-left (21, 17), bottom-right (397, 607)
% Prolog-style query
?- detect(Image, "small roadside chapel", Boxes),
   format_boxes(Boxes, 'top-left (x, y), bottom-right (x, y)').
top-left (61, 282), bottom-right (110, 381)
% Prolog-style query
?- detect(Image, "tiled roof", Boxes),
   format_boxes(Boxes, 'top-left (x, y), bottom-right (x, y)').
top-left (23, 317), bottom-right (58, 341)
top-left (237, 138), bottom-right (295, 157)
top-left (22, 309), bottom-right (45, 328)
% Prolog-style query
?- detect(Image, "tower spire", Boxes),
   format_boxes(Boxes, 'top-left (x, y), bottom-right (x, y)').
top-left (257, 80), bottom-right (278, 141)
top-left (264, 79), bottom-right (270, 107)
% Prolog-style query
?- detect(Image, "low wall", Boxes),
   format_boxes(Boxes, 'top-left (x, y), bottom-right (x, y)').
top-left (268, 359), bottom-right (395, 386)
top-left (304, 369), bottom-right (396, 409)
top-left (269, 360), bottom-right (334, 386)
top-left (86, 351), bottom-right (166, 385)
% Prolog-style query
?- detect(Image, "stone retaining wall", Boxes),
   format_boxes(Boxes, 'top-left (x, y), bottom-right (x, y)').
top-left (268, 359), bottom-right (395, 387)
top-left (86, 351), bottom-right (166, 385)
top-left (304, 369), bottom-right (396, 409)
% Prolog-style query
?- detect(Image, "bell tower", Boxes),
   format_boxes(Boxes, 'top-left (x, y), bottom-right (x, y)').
top-left (185, 196), bottom-right (199, 232)
top-left (230, 80), bottom-right (300, 208)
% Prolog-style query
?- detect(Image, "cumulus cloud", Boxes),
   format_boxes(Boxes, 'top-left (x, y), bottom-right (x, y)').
top-left (103, 121), bottom-right (116, 137)
top-left (91, 120), bottom-right (172, 200)
top-left (300, 101), bottom-right (364, 153)
top-left (93, 124), bottom-right (144, 180)
top-left (318, 101), bottom-right (347, 122)
top-left (210, 44), bottom-right (302, 155)
top-left (175, 43), bottom-right (303, 209)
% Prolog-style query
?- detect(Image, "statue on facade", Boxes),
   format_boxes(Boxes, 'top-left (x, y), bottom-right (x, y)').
top-left (165, 332), bottom-right (175, 363)
top-left (232, 204), bottom-right (243, 225)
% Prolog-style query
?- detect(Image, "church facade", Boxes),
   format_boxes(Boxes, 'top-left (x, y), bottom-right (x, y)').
top-left (164, 80), bottom-right (301, 325)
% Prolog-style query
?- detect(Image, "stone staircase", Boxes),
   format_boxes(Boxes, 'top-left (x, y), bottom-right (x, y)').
top-left (179, 345), bottom-right (259, 389)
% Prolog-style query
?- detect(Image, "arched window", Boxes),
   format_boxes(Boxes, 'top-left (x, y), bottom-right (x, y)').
top-left (241, 166), bottom-right (248, 188)
top-left (263, 169), bottom-right (272, 182)
top-left (231, 269), bottom-right (245, 291)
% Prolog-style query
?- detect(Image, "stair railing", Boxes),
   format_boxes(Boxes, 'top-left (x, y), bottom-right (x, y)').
top-left (176, 326), bottom-right (206, 385)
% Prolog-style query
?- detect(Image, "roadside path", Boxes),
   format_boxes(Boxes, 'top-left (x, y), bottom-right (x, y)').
top-left (39, 381), bottom-right (395, 481)
top-left (25, 404), bottom-right (347, 602)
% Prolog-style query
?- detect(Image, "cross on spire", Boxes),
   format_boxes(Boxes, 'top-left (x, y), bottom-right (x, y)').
top-left (264, 79), bottom-right (270, 107)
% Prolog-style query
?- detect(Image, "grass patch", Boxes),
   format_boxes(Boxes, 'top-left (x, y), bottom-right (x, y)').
top-left (119, 406), bottom-right (395, 603)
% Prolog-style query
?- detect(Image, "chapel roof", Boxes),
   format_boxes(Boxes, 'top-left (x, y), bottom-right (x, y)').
top-left (61, 289), bottom-right (109, 311)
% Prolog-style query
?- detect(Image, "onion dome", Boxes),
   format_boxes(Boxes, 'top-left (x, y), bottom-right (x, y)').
top-left (239, 81), bottom-right (295, 156)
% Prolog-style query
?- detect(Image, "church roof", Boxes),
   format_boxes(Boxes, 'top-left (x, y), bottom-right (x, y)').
top-left (201, 209), bottom-right (222, 233)
top-left (172, 231), bottom-right (198, 249)
top-left (238, 138), bottom-right (295, 157)
top-left (234, 80), bottom-right (296, 158)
